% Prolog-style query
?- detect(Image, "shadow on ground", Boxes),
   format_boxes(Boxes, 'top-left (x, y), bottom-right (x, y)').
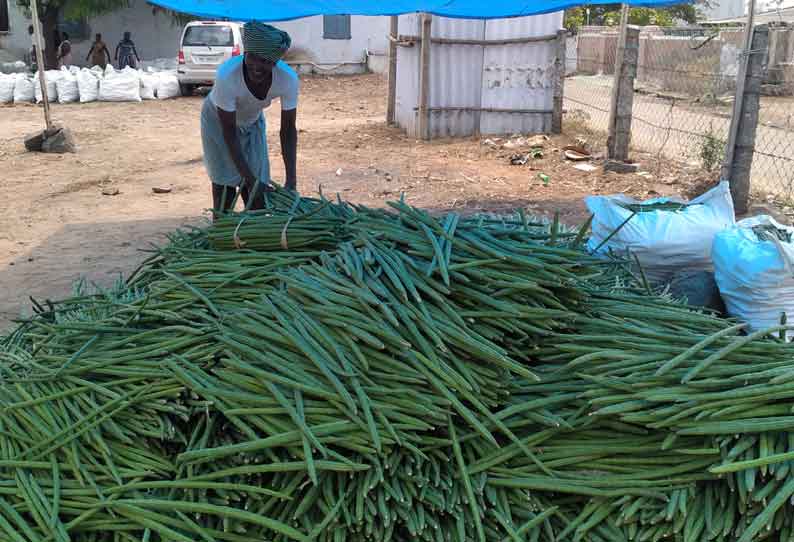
top-left (0, 216), bottom-right (204, 331)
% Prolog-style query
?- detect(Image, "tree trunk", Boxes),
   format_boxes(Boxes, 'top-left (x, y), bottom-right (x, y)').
top-left (40, 7), bottom-right (59, 70)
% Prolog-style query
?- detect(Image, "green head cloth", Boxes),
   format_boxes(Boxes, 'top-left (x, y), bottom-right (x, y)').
top-left (243, 22), bottom-right (291, 63)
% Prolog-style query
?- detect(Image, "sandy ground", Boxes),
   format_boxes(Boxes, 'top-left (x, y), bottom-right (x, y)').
top-left (0, 73), bottom-right (713, 330)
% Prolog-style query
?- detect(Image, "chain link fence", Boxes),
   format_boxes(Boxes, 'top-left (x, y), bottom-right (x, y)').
top-left (754, 58), bottom-right (794, 200)
top-left (564, 24), bottom-right (794, 203)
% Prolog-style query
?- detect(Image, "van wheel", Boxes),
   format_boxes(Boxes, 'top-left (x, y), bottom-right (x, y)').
top-left (180, 84), bottom-right (195, 97)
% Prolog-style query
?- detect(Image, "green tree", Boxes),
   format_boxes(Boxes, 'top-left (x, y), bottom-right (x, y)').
top-left (16, 0), bottom-right (131, 68)
top-left (564, 3), bottom-right (704, 32)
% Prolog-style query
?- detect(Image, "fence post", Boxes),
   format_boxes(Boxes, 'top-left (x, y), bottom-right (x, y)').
top-left (551, 29), bottom-right (567, 134)
top-left (387, 16), bottom-right (399, 125)
top-left (723, 24), bottom-right (769, 215)
top-left (418, 13), bottom-right (433, 141)
top-left (606, 24), bottom-right (640, 167)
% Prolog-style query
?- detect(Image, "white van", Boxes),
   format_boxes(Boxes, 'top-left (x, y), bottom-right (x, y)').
top-left (177, 21), bottom-right (244, 96)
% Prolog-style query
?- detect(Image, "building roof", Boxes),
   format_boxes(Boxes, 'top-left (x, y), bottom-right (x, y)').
top-left (705, 5), bottom-right (794, 25)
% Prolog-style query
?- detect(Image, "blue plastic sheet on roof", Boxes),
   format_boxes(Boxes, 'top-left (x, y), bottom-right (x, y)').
top-left (148, 0), bottom-right (686, 22)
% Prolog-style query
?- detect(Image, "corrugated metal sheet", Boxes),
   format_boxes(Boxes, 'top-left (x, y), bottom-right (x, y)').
top-left (395, 11), bottom-right (563, 138)
top-left (429, 17), bottom-right (486, 137)
top-left (395, 14), bottom-right (421, 137)
top-left (481, 13), bottom-right (560, 134)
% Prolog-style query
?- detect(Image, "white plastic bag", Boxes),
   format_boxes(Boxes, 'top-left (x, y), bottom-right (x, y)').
top-left (56, 67), bottom-right (79, 103)
top-left (713, 216), bottom-right (794, 336)
top-left (139, 71), bottom-right (158, 100)
top-left (90, 65), bottom-right (105, 78)
top-left (586, 181), bottom-right (735, 284)
top-left (13, 74), bottom-right (34, 103)
top-left (99, 68), bottom-right (141, 102)
top-left (1, 61), bottom-right (27, 74)
top-left (34, 70), bottom-right (61, 103)
top-left (0, 73), bottom-right (15, 104)
top-left (77, 69), bottom-right (99, 103)
top-left (155, 72), bottom-right (180, 99)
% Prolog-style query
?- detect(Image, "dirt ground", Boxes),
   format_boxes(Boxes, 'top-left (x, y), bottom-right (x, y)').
top-left (0, 73), bottom-right (714, 330)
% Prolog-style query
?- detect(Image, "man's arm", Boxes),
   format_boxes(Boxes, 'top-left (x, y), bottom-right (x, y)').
top-left (280, 108), bottom-right (297, 191)
top-left (86, 44), bottom-right (94, 62)
top-left (217, 107), bottom-right (257, 188)
top-left (104, 46), bottom-right (111, 63)
top-left (114, 44), bottom-right (119, 60)
top-left (133, 44), bottom-right (141, 62)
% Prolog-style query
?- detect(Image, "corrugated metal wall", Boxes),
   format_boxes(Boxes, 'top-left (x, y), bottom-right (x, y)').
top-left (395, 14), bottom-right (422, 138)
top-left (395, 12), bottom-right (563, 138)
top-left (428, 17), bottom-right (487, 138)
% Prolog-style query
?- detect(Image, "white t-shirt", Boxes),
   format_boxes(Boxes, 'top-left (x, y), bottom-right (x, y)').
top-left (208, 56), bottom-right (299, 127)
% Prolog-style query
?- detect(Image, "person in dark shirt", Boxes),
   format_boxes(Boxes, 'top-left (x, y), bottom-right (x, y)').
top-left (115, 31), bottom-right (141, 69)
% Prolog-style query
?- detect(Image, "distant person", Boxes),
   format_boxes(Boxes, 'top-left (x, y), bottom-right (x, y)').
top-left (201, 22), bottom-right (299, 214)
top-left (115, 32), bottom-right (140, 69)
top-left (57, 32), bottom-right (73, 68)
top-left (27, 25), bottom-right (44, 72)
top-left (86, 33), bottom-right (111, 69)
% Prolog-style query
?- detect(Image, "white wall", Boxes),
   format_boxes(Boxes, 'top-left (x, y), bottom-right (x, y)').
top-left (75, 11), bottom-right (391, 68)
top-left (69, 0), bottom-right (184, 64)
top-left (275, 15), bottom-right (389, 66)
top-left (702, 0), bottom-right (746, 21)
top-left (1, 2), bottom-right (390, 70)
top-left (73, 7), bottom-right (390, 70)
top-left (0, 1), bottom-right (34, 62)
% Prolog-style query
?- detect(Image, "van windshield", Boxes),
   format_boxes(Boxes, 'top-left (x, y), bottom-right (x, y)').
top-left (183, 26), bottom-right (234, 47)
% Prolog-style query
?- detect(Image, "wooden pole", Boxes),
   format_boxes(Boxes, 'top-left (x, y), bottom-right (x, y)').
top-left (551, 29), bottom-right (567, 134)
top-left (387, 15), bottom-right (399, 125)
top-left (29, 0), bottom-right (52, 132)
top-left (726, 24), bottom-right (768, 215)
top-left (721, 0), bottom-right (757, 184)
top-left (607, 3), bottom-right (630, 154)
top-left (418, 13), bottom-right (432, 141)
top-left (606, 25), bottom-right (639, 165)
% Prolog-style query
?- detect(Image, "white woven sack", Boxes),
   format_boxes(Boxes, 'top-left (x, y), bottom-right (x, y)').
top-left (714, 216), bottom-right (794, 338)
top-left (586, 181), bottom-right (735, 284)
top-left (0, 73), bottom-right (15, 104)
top-left (13, 74), bottom-right (34, 103)
top-left (77, 69), bottom-right (99, 103)
top-left (155, 72), bottom-right (180, 99)
top-left (139, 71), bottom-right (158, 100)
top-left (34, 70), bottom-right (61, 103)
top-left (56, 67), bottom-right (79, 103)
top-left (99, 68), bottom-right (141, 102)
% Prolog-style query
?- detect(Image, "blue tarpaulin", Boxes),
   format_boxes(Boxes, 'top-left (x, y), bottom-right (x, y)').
top-left (147, 0), bottom-right (686, 22)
